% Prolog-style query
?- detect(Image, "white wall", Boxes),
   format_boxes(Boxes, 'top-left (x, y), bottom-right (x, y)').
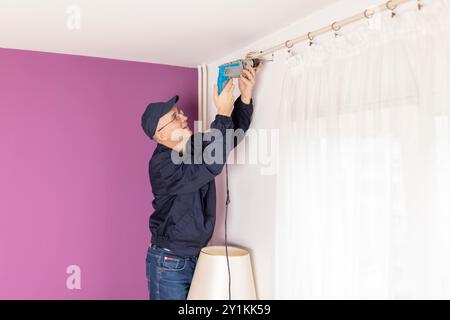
top-left (206, 0), bottom-right (391, 299)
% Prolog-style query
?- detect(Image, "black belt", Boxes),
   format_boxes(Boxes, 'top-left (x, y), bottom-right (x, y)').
top-left (151, 244), bottom-right (172, 252)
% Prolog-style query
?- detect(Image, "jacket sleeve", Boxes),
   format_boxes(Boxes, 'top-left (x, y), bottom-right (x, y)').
top-left (160, 114), bottom-right (234, 195)
top-left (230, 95), bottom-right (254, 149)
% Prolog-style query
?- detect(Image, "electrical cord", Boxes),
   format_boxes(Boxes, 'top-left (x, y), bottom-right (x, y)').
top-left (225, 162), bottom-right (231, 300)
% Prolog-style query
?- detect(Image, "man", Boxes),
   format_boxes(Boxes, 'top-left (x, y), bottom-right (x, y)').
top-left (141, 65), bottom-right (259, 300)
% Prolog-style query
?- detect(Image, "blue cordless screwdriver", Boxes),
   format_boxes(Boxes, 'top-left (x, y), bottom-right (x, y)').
top-left (217, 58), bottom-right (262, 94)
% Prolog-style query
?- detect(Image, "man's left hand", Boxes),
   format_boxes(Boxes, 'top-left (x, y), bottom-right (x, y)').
top-left (239, 60), bottom-right (261, 104)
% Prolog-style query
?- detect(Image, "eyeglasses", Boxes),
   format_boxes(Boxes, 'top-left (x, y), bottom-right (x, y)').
top-left (157, 109), bottom-right (184, 132)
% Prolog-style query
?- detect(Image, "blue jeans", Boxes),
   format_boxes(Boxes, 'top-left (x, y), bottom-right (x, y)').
top-left (146, 245), bottom-right (198, 300)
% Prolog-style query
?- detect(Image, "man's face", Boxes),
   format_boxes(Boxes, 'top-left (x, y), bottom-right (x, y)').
top-left (155, 106), bottom-right (191, 142)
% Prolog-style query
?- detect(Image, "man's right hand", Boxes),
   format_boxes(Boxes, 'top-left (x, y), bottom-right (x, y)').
top-left (214, 80), bottom-right (235, 117)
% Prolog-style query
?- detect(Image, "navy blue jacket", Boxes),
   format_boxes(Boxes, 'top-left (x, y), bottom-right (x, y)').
top-left (148, 96), bottom-right (253, 256)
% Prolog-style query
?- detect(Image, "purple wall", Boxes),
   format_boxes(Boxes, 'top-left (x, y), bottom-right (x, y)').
top-left (0, 48), bottom-right (198, 299)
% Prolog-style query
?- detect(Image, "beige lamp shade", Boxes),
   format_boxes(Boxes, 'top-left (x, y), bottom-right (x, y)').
top-left (187, 246), bottom-right (257, 300)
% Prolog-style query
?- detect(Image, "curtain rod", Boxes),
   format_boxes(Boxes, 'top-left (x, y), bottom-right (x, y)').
top-left (248, 0), bottom-right (416, 59)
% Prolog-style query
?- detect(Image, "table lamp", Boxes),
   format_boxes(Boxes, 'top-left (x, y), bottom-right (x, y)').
top-left (187, 245), bottom-right (257, 300)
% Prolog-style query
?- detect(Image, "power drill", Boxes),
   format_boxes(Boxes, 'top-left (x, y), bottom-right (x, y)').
top-left (217, 58), bottom-right (261, 94)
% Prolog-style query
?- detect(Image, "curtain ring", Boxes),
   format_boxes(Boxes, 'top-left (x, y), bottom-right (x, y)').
top-left (331, 22), bottom-right (341, 31)
top-left (364, 9), bottom-right (375, 19)
top-left (417, 0), bottom-right (424, 11)
top-left (284, 40), bottom-right (294, 49)
top-left (386, 0), bottom-right (398, 11)
top-left (307, 32), bottom-right (315, 46)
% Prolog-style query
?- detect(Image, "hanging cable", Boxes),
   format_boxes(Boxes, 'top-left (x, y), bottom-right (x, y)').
top-left (225, 162), bottom-right (231, 300)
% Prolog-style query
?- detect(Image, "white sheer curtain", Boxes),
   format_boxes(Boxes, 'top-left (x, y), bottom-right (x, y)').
top-left (275, 0), bottom-right (450, 299)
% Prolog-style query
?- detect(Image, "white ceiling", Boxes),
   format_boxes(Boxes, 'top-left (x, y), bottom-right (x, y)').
top-left (0, 0), bottom-right (337, 67)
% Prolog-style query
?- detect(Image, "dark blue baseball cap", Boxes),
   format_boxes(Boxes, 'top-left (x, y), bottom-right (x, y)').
top-left (141, 95), bottom-right (179, 140)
